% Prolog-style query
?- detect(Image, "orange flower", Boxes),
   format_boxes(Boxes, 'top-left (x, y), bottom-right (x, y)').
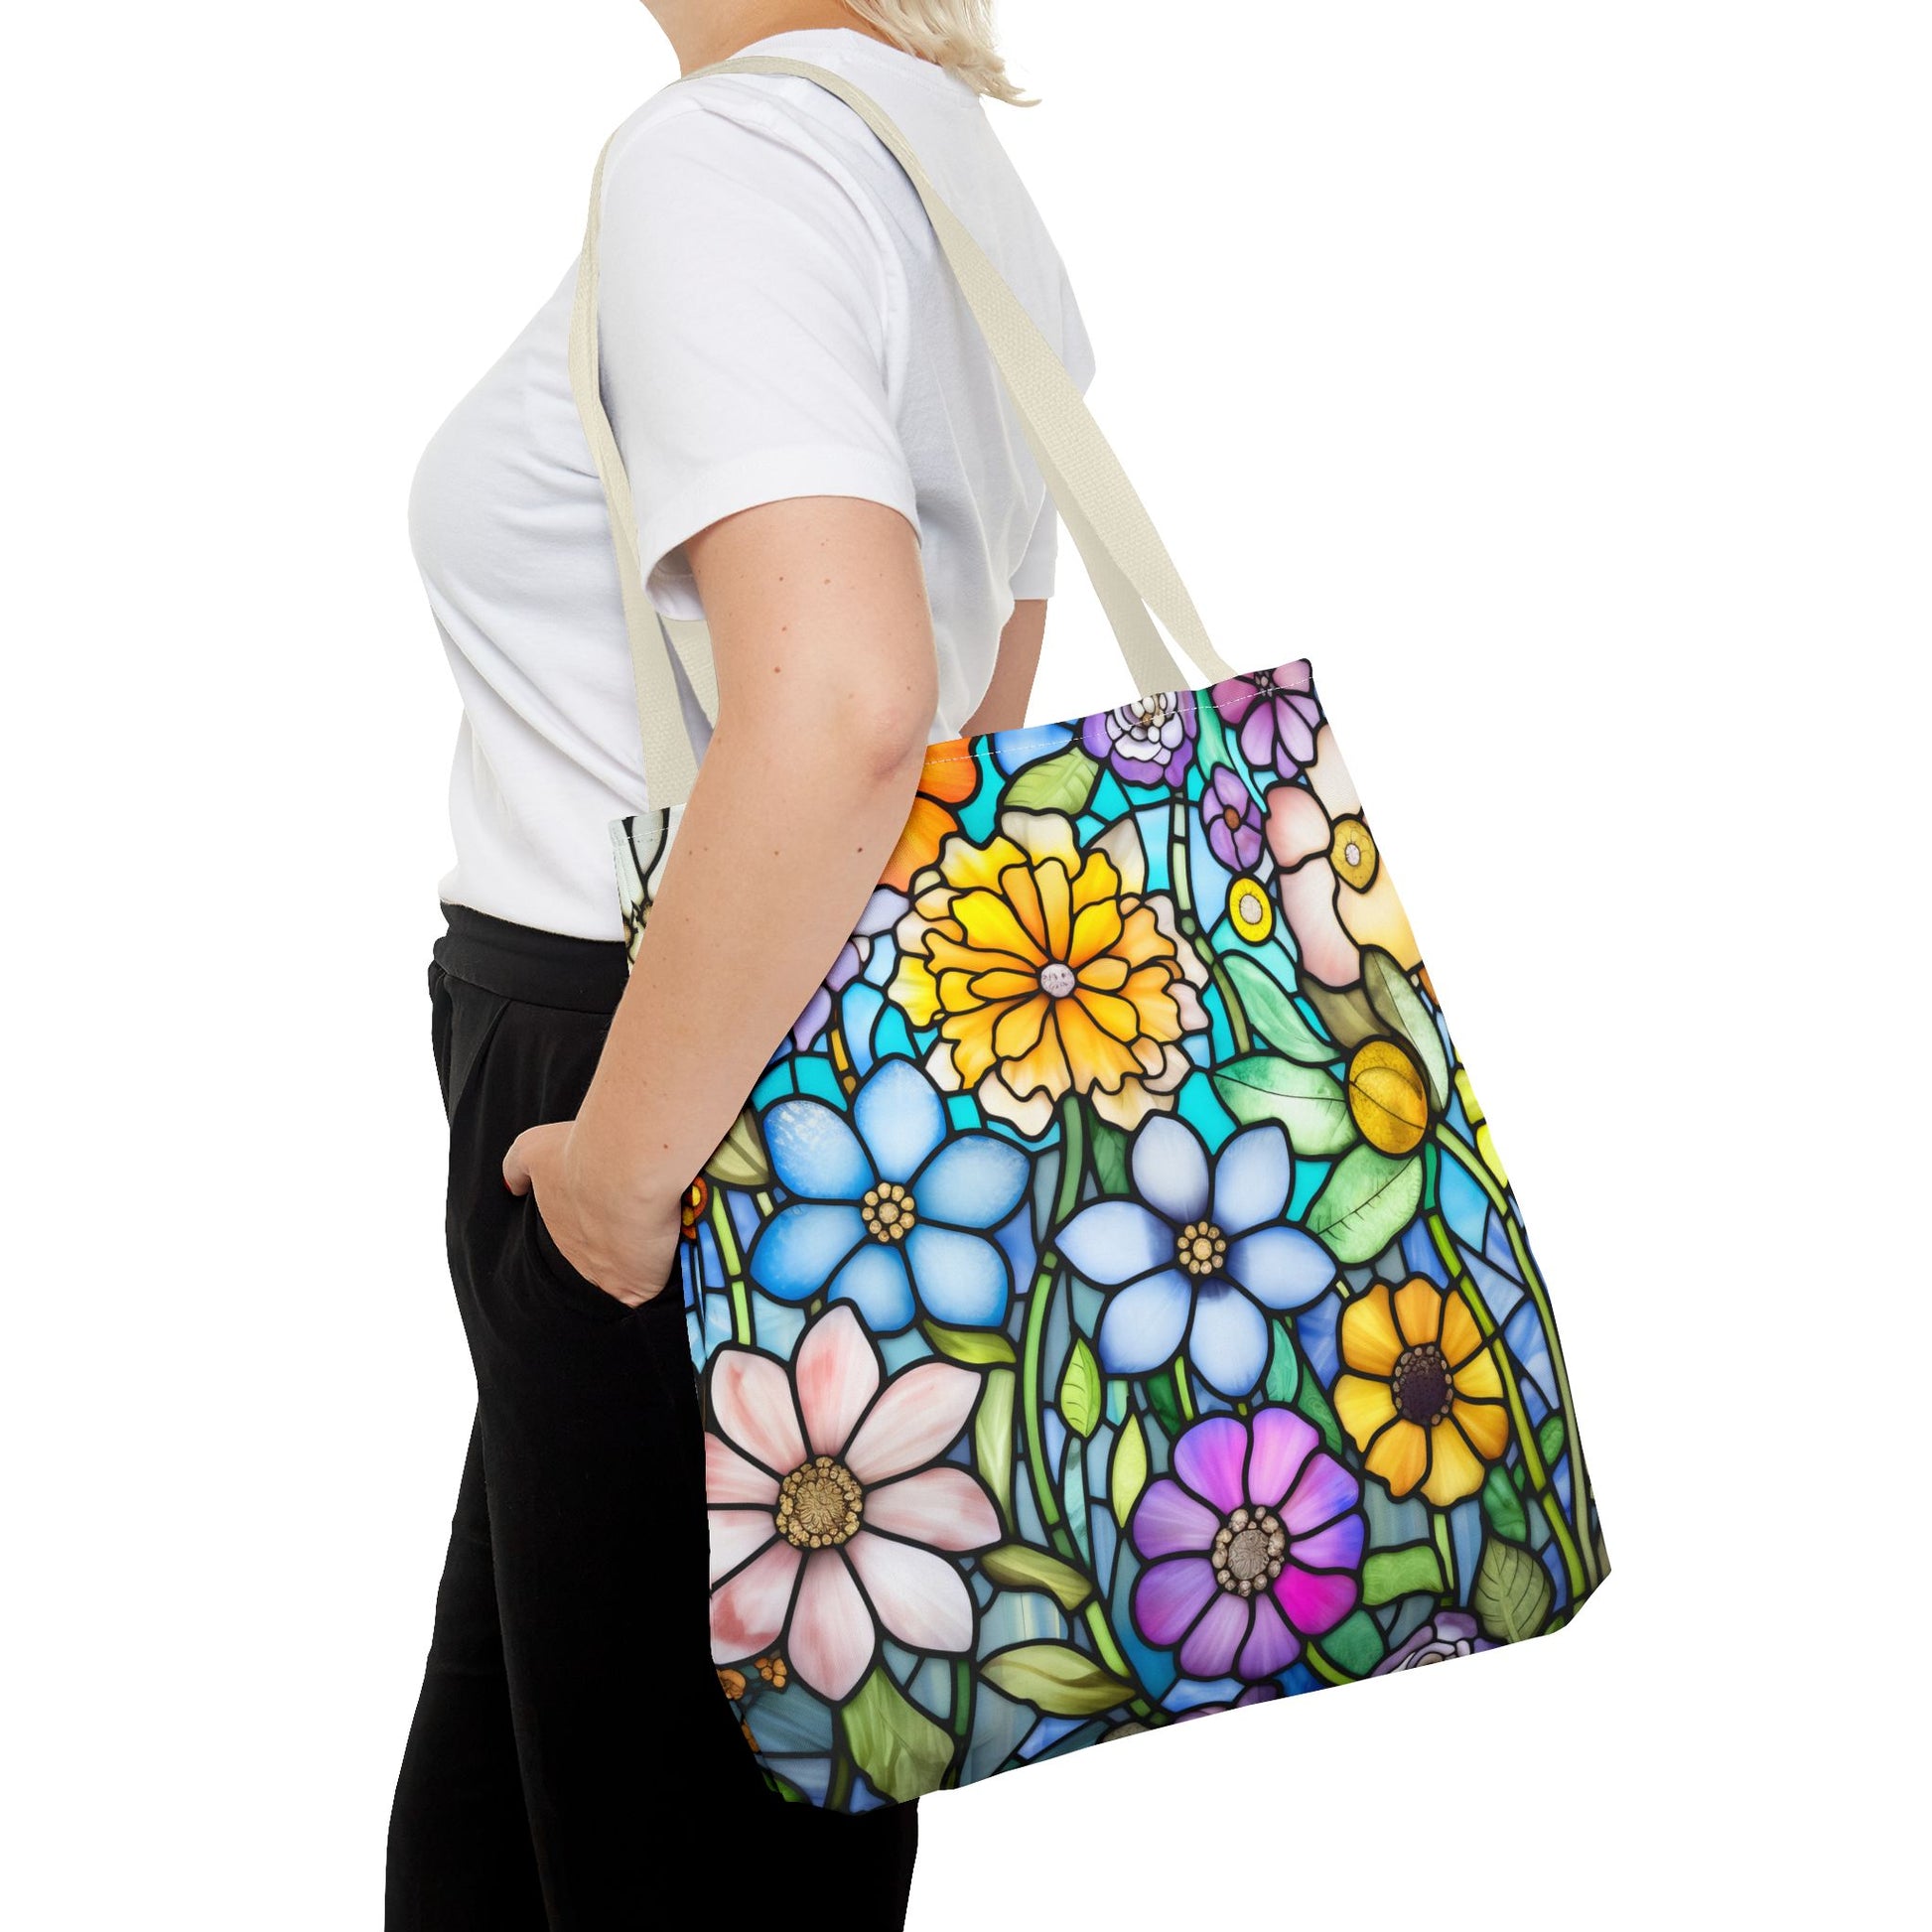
top-left (888, 810), bottom-right (1209, 1136)
top-left (1332, 1277), bottom-right (1509, 1506)
top-left (680, 1175), bottom-right (709, 1242)
top-left (881, 746), bottom-right (981, 893)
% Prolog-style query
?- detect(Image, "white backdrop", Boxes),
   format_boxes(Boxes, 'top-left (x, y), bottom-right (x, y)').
top-left (5, 3), bottom-right (1926, 1925)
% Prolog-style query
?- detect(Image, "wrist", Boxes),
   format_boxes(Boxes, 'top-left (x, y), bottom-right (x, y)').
top-left (564, 1118), bottom-right (689, 1221)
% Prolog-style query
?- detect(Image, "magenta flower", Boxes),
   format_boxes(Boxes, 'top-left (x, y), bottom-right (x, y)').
top-left (1199, 767), bottom-right (1264, 873)
top-left (705, 1305), bottom-right (1001, 1703)
top-left (1079, 691), bottom-right (1197, 787)
top-left (1211, 663), bottom-right (1321, 778)
top-left (1129, 1409), bottom-right (1364, 1680)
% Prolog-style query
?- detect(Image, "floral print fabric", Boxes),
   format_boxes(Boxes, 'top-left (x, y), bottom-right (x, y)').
top-left (613, 659), bottom-right (1604, 1810)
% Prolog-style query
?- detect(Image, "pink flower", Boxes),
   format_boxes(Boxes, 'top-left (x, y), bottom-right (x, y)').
top-left (1129, 1409), bottom-right (1364, 1680)
top-left (704, 1304), bottom-right (1001, 1703)
top-left (1210, 663), bottom-right (1322, 777)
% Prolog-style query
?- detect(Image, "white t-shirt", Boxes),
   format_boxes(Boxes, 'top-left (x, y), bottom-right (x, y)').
top-left (412, 30), bottom-right (1094, 940)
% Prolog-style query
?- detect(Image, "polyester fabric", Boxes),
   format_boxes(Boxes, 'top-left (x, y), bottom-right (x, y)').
top-left (385, 909), bottom-right (918, 1929)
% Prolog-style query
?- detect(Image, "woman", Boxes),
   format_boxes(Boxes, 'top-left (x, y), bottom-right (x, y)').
top-left (389, 3), bottom-right (1087, 1925)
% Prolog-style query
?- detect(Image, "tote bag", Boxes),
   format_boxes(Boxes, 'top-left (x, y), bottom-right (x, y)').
top-left (571, 55), bottom-right (1606, 1811)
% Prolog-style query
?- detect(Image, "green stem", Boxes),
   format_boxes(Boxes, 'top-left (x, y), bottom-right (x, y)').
top-left (1305, 1646), bottom-right (1350, 1688)
top-left (942, 1657), bottom-right (975, 1789)
top-left (1168, 796), bottom-right (1253, 1055)
top-left (826, 1744), bottom-right (855, 1811)
top-left (1021, 1097), bottom-right (1155, 1719)
top-left (1173, 1360), bottom-right (1197, 1424)
top-left (1423, 1200), bottom-right (1587, 1600)
top-left (1433, 1125), bottom-right (1599, 1590)
top-left (708, 1188), bottom-right (754, 1347)
top-left (1432, 1509), bottom-right (1457, 1603)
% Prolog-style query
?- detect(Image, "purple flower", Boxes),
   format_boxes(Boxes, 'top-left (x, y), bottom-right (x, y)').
top-left (1373, 1611), bottom-right (1492, 1674)
top-left (1199, 767), bottom-right (1264, 873)
top-left (1210, 663), bottom-right (1321, 778)
top-left (1129, 1409), bottom-right (1364, 1680)
top-left (1080, 692), bottom-right (1197, 788)
top-left (788, 888), bottom-right (906, 1051)
top-left (1053, 1116), bottom-right (1336, 1396)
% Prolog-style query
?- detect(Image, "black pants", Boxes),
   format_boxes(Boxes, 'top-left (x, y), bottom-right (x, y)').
top-left (386, 907), bottom-right (919, 1929)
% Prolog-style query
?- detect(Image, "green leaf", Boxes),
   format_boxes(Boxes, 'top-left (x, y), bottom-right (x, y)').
top-left (1480, 1464), bottom-right (1528, 1543)
top-left (980, 1544), bottom-right (1093, 1611)
top-left (982, 1643), bottom-right (1134, 1717)
top-left (1361, 948), bottom-right (1449, 1109)
top-left (975, 1369), bottom-right (1016, 1531)
top-left (1004, 746), bottom-right (1101, 815)
top-left (922, 1319), bottom-right (1017, 1366)
top-left (1291, 1362), bottom-right (1346, 1457)
top-left (1110, 1413), bottom-right (1149, 1522)
top-left (1363, 1542), bottom-right (1447, 1605)
top-left (704, 1108), bottom-right (770, 1188)
top-left (1263, 1322), bottom-right (1301, 1404)
top-left (1222, 955), bottom-right (1338, 1063)
top-left (1059, 1339), bottom-right (1102, 1439)
top-left (1089, 1118), bottom-right (1131, 1194)
top-left (1307, 1146), bottom-right (1425, 1264)
top-left (1145, 1370), bottom-right (1181, 1441)
top-left (1212, 1054), bottom-right (1355, 1157)
top-left (1472, 1538), bottom-right (1555, 1642)
top-left (762, 1770), bottom-right (812, 1805)
top-left (1313, 1609), bottom-right (1386, 1678)
top-left (1306, 980), bottom-right (1381, 1050)
top-left (1538, 1415), bottom-right (1567, 1465)
top-left (840, 1666), bottom-right (953, 1804)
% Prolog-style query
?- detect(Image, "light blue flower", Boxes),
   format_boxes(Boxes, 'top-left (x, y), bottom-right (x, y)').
top-left (749, 1058), bottom-right (1033, 1333)
top-left (1054, 1116), bottom-right (1336, 1396)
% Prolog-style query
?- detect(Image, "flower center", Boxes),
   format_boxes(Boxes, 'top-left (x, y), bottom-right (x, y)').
top-left (861, 1182), bottom-right (916, 1243)
top-left (774, 1455), bottom-right (865, 1550)
top-left (1174, 1220), bottom-right (1228, 1278)
top-left (1038, 961), bottom-right (1078, 999)
top-left (1238, 890), bottom-right (1265, 923)
top-left (1212, 1504), bottom-right (1287, 1596)
top-left (1391, 1343), bottom-right (1454, 1427)
top-left (1329, 814), bottom-right (1378, 890)
top-left (1254, 671), bottom-right (1280, 696)
top-left (1222, 804), bottom-right (1244, 830)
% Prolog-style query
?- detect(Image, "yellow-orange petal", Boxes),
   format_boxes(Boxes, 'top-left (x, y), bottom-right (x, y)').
top-left (918, 751), bottom-right (980, 806)
top-left (940, 832), bottom-right (1023, 894)
top-left (1002, 810), bottom-right (1082, 874)
top-left (888, 955), bottom-right (941, 1027)
top-left (1070, 846), bottom-right (1122, 913)
top-left (1441, 1289), bottom-right (1484, 1369)
top-left (1055, 996), bottom-right (1142, 1090)
top-left (1332, 1373), bottom-right (1398, 1451)
top-left (1035, 859), bottom-right (1074, 960)
top-left (945, 1008), bottom-right (1003, 1086)
top-left (1364, 1419), bottom-right (1428, 1497)
top-left (1078, 954), bottom-right (1130, 993)
top-left (883, 794), bottom-right (961, 893)
top-left (1002, 1017), bottom-right (1073, 1103)
top-left (1339, 1284), bottom-right (1403, 1377)
top-left (1453, 1396), bottom-right (1509, 1460)
top-left (1392, 1276), bottom-right (1445, 1349)
top-left (993, 993), bottom-right (1050, 1062)
top-left (1072, 986), bottom-right (1143, 1044)
top-left (1420, 1417), bottom-right (1486, 1507)
top-left (958, 888), bottom-right (1047, 966)
top-left (1067, 899), bottom-right (1125, 969)
top-left (1449, 1338), bottom-right (1503, 1404)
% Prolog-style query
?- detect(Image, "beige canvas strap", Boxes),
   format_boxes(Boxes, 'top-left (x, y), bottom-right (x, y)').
top-left (569, 53), bottom-right (1235, 811)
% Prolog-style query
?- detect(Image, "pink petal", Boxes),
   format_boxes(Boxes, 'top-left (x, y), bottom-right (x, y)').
top-left (1129, 1478), bottom-right (1221, 1561)
top-left (1178, 1590), bottom-right (1252, 1678)
top-left (794, 1305), bottom-right (880, 1458)
top-left (1236, 1592), bottom-right (1304, 1678)
top-left (1263, 783), bottom-right (1330, 867)
top-left (709, 1349), bottom-right (805, 1478)
top-left (1276, 863), bottom-right (1358, 990)
top-left (708, 1539), bottom-right (799, 1665)
top-left (707, 1508), bottom-right (778, 1586)
top-left (847, 1531), bottom-right (974, 1652)
top-left (706, 1434), bottom-right (779, 1506)
top-left (1245, 1406), bottom-right (1318, 1509)
top-left (1132, 1556), bottom-right (1218, 1647)
top-left (1283, 1450), bottom-right (1360, 1535)
top-left (863, 1466), bottom-right (1001, 1552)
top-left (1274, 1562), bottom-right (1358, 1639)
top-left (788, 1550), bottom-right (876, 1702)
top-left (1173, 1415), bottom-right (1250, 1514)
top-left (844, 1360), bottom-right (980, 1482)
top-left (1290, 1513), bottom-right (1365, 1575)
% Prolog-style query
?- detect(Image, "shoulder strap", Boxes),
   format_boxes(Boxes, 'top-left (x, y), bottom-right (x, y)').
top-left (569, 54), bottom-right (1235, 812)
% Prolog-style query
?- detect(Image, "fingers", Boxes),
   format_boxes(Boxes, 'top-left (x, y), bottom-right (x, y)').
top-left (501, 1127), bottom-right (542, 1195)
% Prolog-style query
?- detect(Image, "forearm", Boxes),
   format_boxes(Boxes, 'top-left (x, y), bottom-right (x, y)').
top-left (573, 710), bottom-right (925, 1208)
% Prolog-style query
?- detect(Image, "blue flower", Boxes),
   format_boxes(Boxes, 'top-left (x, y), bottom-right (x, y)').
top-left (749, 1058), bottom-right (1033, 1333)
top-left (1054, 1117), bottom-right (1336, 1396)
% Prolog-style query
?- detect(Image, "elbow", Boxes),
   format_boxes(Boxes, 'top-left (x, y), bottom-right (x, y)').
top-left (842, 672), bottom-right (938, 788)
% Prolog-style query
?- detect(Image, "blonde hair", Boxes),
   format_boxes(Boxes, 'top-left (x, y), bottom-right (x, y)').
top-left (842, 1), bottom-right (1027, 104)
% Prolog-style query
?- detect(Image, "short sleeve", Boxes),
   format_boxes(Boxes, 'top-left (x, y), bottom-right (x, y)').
top-left (596, 100), bottom-right (919, 620)
top-left (1005, 264), bottom-right (1097, 603)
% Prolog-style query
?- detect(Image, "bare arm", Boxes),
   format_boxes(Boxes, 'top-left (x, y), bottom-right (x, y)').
top-left (504, 495), bottom-right (936, 1303)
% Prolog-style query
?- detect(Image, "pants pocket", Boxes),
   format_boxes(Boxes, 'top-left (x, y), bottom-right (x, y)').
top-left (521, 1196), bottom-right (641, 1324)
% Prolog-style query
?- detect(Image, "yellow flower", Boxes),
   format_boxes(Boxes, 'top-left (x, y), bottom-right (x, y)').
top-left (889, 810), bottom-right (1209, 1136)
top-left (1332, 1277), bottom-right (1509, 1506)
top-left (1226, 874), bottom-right (1274, 943)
